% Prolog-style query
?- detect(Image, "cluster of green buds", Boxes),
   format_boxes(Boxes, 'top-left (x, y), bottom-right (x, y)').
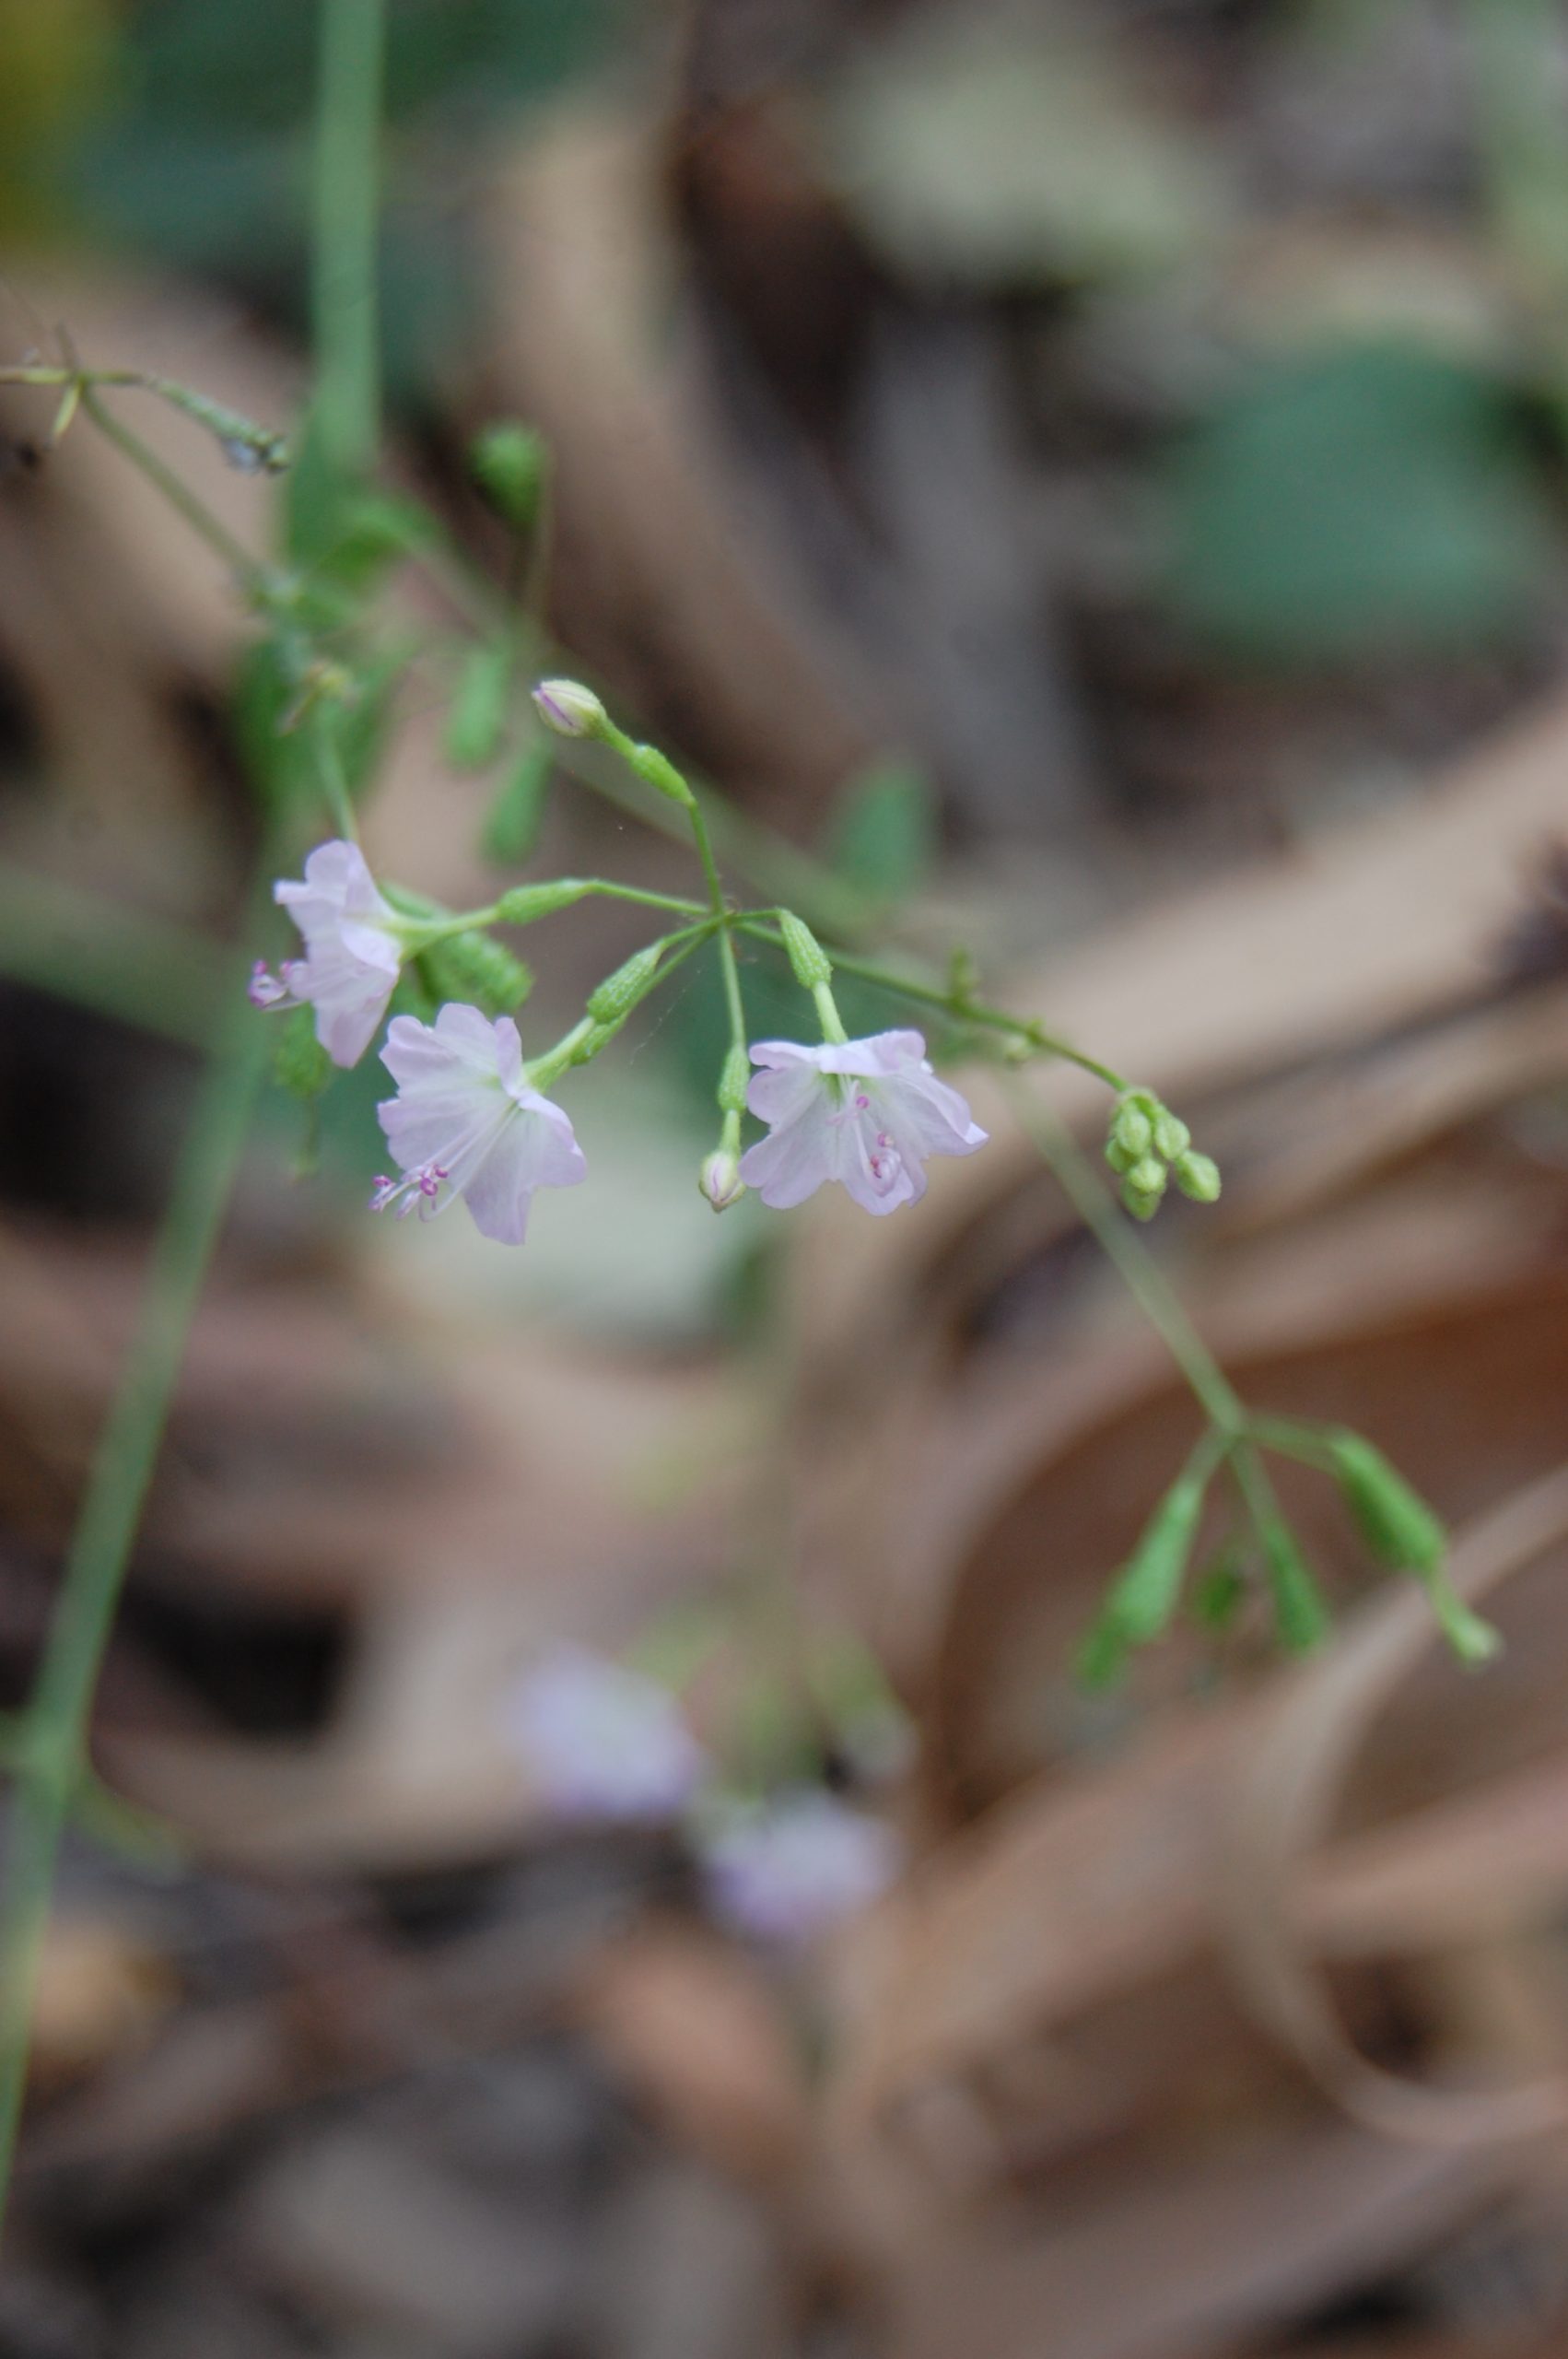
top-left (1103, 1088), bottom-right (1221, 1220)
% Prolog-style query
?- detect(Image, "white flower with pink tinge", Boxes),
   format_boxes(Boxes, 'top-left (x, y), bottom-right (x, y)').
top-left (504, 1644), bottom-right (708, 1825)
top-left (699, 1790), bottom-right (901, 1946)
top-left (373, 1003), bottom-right (585, 1245)
top-left (737, 1029), bottom-right (988, 1215)
top-left (250, 839), bottom-right (405, 1067)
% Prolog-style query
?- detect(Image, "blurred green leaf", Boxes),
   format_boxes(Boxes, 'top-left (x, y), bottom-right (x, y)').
top-left (828, 16), bottom-right (1234, 288)
top-left (826, 757), bottom-right (936, 907)
top-left (1164, 341), bottom-right (1555, 665)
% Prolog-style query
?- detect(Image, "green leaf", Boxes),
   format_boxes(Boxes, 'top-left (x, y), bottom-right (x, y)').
top-left (444, 639), bottom-right (514, 772)
top-left (1164, 342), bottom-right (1553, 666)
top-left (826, 758), bottom-right (936, 905)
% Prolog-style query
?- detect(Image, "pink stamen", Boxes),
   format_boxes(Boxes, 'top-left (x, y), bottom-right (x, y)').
top-left (369, 1162), bottom-right (451, 1219)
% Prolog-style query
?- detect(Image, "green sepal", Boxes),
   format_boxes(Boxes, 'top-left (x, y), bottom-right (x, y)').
top-left (495, 878), bottom-right (591, 926)
top-left (626, 741), bottom-right (693, 805)
top-left (587, 941), bottom-right (665, 1024)
top-left (718, 1045), bottom-right (751, 1114)
top-left (778, 910), bottom-right (833, 991)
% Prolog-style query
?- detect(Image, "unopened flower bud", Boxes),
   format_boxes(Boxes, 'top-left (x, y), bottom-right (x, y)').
top-left (700, 1150), bottom-right (746, 1212)
top-left (1125, 1156), bottom-right (1166, 1200)
top-left (1153, 1108), bottom-right (1191, 1160)
top-left (532, 678), bottom-right (607, 741)
top-left (1110, 1100), bottom-right (1154, 1160)
top-left (1173, 1149), bottom-right (1222, 1203)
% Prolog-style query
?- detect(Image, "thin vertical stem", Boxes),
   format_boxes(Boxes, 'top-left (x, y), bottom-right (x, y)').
top-left (1005, 1083), bottom-right (1245, 1435)
top-left (0, 947), bottom-right (269, 2229)
top-left (311, 0), bottom-right (384, 478)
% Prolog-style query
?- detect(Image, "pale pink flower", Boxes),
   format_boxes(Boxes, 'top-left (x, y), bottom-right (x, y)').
top-left (373, 1003), bottom-right (585, 1245)
top-left (255, 839), bottom-right (404, 1066)
top-left (699, 1790), bottom-right (901, 1946)
top-left (504, 1644), bottom-right (708, 1824)
top-left (737, 1030), bottom-right (987, 1215)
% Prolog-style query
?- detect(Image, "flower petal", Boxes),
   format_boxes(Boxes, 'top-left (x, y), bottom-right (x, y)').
top-left (738, 1110), bottom-right (837, 1209)
top-left (461, 1103), bottom-right (585, 1242)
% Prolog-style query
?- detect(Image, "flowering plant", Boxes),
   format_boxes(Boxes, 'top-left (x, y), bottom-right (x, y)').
top-left (0, 0), bottom-right (1492, 2236)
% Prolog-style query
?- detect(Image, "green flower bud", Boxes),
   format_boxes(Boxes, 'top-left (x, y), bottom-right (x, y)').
top-left (1259, 1519), bottom-right (1328, 1652)
top-left (1153, 1108), bottom-right (1191, 1160)
top-left (1173, 1150), bottom-right (1222, 1203)
top-left (1121, 1181), bottom-right (1164, 1223)
top-left (718, 1045), bottom-right (751, 1115)
top-left (418, 930), bottom-right (532, 1016)
top-left (1110, 1101), bottom-right (1154, 1160)
top-left (469, 420), bottom-right (546, 529)
top-left (1105, 1135), bottom-right (1139, 1175)
top-left (1126, 1156), bottom-right (1166, 1199)
top-left (778, 910), bottom-right (833, 992)
top-left (587, 941), bottom-right (665, 1024)
top-left (1326, 1431), bottom-right (1444, 1572)
top-left (700, 1150), bottom-right (746, 1212)
top-left (532, 679), bottom-right (607, 741)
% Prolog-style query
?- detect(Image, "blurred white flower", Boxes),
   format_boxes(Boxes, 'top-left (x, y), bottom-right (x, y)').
top-left (259, 839), bottom-right (406, 1067)
top-left (504, 1645), bottom-right (708, 1825)
top-left (698, 1790), bottom-right (901, 1945)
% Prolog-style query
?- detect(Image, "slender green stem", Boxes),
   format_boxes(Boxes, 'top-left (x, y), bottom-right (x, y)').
top-left (0, 932), bottom-right (270, 2233)
top-left (525, 920), bottom-right (720, 1086)
top-left (1004, 1084), bottom-right (1245, 1434)
top-left (311, 0), bottom-right (384, 479)
top-left (686, 800), bottom-right (750, 1096)
top-left (1246, 1416), bottom-right (1337, 1471)
top-left (78, 387), bottom-right (269, 593)
top-left (310, 710), bottom-right (359, 840)
top-left (739, 920), bottom-right (1129, 1093)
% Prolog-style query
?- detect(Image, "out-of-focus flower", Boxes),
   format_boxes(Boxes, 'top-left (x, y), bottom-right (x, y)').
top-left (504, 1644), bottom-right (709, 1824)
top-left (373, 1003), bottom-right (585, 1244)
top-left (257, 839), bottom-right (405, 1066)
top-left (738, 1030), bottom-right (987, 1215)
top-left (698, 1790), bottom-right (901, 1945)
